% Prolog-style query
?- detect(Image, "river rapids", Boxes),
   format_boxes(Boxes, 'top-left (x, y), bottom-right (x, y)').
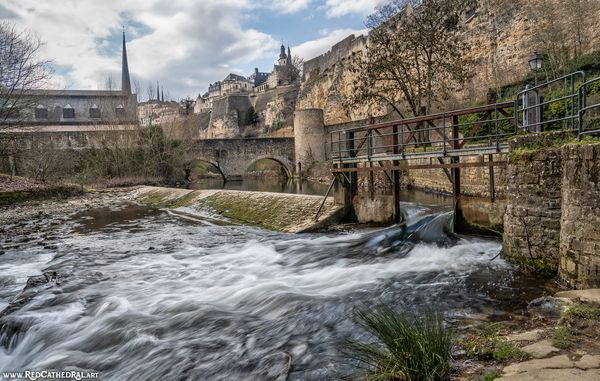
top-left (0, 198), bottom-right (548, 380)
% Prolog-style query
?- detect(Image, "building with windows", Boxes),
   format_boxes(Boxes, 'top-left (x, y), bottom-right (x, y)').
top-left (193, 45), bottom-right (299, 114)
top-left (1, 31), bottom-right (137, 131)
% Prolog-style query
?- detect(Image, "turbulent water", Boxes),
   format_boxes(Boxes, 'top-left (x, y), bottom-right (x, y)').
top-left (0, 198), bottom-right (548, 380)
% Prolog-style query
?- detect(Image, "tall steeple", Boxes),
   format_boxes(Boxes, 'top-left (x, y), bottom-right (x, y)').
top-left (278, 44), bottom-right (287, 66)
top-left (121, 28), bottom-right (131, 94)
top-left (156, 82), bottom-right (160, 103)
top-left (161, 89), bottom-right (164, 103)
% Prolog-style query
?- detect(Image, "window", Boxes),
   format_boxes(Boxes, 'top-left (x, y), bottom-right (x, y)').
top-left (115, 105), bottom-right (125, 117)
top-left (35, 105), bottom-right (48, 119)
top-left (62, 104), bottom-right (75, 119)
top-left (89, 104), bottom-right (101, 119)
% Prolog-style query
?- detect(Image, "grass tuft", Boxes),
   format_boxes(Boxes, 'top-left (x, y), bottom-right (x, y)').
top-left (562, 303), bottom-right (600, 321)
top-left (462, 325), bottom-right (529, 362)
top-left (481, 369), bottom-right (502, 381)
top-left (552, 326), bottom-right (574, 349)
top-left (342, 304), bottom-right (453, 381)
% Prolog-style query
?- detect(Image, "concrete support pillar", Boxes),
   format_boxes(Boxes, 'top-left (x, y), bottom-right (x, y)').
top-left (293, 109), bottom-right (326, 178)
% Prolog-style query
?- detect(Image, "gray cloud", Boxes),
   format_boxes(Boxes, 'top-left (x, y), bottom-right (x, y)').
top-left (0, 4), bottom-right (19, 19)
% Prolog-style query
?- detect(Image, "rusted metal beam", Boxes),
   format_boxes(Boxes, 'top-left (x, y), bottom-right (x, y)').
top-left (341, 102), bottom-right (515, 133)
top-left (331, 160), bottom-right (507, 173)
top-left (436, 157), bottom-right (454, 184)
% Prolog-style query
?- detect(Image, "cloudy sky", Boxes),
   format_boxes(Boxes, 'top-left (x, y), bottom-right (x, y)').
top-left (0, 0), bottom-right (385, 100)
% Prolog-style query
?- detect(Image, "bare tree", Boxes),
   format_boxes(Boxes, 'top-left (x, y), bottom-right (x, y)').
top-left (347, 0), bottom-right (474, 119)
top-left (132, 77), bottom-right (142, 102)
top-left (0, 22), bottom-right (52, 176)
top-left (292, 55), bottom-right (304, 78)
top-left (180, 97), bottom-right (194, 116)
top-left (0, 22), bottom-right (52, 125)
top-left (526, 0), bottom-right (600, 78)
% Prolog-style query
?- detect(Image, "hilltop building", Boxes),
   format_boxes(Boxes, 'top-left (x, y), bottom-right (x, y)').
top-left (137, 82), bottom-right (182, 126)
top-left (193, 44), bottom-right (299, 113)
top-left (1, 31), bottom-right (137, 130)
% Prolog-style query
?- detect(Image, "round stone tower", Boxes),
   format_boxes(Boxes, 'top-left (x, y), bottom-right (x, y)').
top-left (294, 108), bottom-right (326, 178)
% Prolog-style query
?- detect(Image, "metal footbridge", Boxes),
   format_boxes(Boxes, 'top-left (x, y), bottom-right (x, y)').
top-left (330, 71), bottom-right (600, 174)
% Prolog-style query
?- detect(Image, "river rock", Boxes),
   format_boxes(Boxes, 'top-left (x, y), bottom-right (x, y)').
top-left (576, 355), bottom-right (600, 370)
top-left (506, 329), bottom-right (544, 342)
top-left (502, 354), bottom-right (573, 375)
top-left (498, 368), bottom-right (600, 381)
top-left (527, 296), bottom-right (571, 319)
top-left (555, 289), bottom-right (600, 304)
top-left (520, 340), bottom-right (560, 358)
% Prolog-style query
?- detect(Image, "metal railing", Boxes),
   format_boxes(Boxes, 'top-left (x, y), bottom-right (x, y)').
top-left (579, 76), bottom-right (600, 139)
top-left (330, 102), bottom-right (517, 162)
top-left (516, 71), bottom-right (585, 133)
top-left (331, 70), bottom-right (600, 163)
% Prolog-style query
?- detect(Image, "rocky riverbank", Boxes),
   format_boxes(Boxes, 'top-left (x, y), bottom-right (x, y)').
top-left (457, 289), bottom-right (600, 380)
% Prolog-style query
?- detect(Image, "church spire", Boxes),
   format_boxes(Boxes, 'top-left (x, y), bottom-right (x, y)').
top-left (121, 28), bottom-right (131, 94)
top-left (156, 82), bottom-right (160, 103)
top-left (161, 88), bottom-right (164, 103)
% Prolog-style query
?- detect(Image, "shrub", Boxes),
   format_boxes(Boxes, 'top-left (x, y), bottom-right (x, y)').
top-left (342, 304), bottom-right (453, 381)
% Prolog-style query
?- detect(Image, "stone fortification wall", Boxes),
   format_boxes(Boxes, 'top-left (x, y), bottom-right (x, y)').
top-left (252, 85), bottom-right (299, 129)
top-left (303, 35), bottom-right (367, 83)
top-left (197, 86), bottom-right (299, 139)
top-left (200, 95), bottom-right (251, 139)
top-left (298, 35), bottom-right (372, 125)
top-left (406, 156), bottom-right (507, 199)
top-left (296, 1), bottom-right (600, 126)
top-left (559, 143), bottom-right (600, 288)
top-left (294, 109), bottom-right (326, 177)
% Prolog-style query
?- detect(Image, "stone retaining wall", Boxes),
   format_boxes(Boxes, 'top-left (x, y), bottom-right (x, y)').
top-left (503, 141), bottom-right (563, 275)
top-left (559, 143), bottom-right (600, 288)
top-left (503, 133), bottom-right (600, 287)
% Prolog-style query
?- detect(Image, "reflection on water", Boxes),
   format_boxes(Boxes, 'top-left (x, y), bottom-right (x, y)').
top-left (190, 178), bottom-right (331, 196)
top-left (190, 177), bottom-right (458, 205)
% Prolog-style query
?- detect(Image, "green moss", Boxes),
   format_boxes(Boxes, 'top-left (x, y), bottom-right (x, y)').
top-left (481, 370), bottom-right (502, 381)
top-left (201, 193), bottom-right (285, 231)
top-left (552, 326), bottom-right (574, 349)
top-left (509, 133), bottom-right (600, 164)
top-left (516, 257), bottom-right (557, 278)
top-left (138, 192), bottom-right (169, 206)
top-left (167, 192), bottom-right (199, 208)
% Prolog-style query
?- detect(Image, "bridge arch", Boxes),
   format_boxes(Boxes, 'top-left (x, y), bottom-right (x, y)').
top-left (245, 157), bottom-right (293, 179)
top-left (185, 158), bottom-right (227, 182)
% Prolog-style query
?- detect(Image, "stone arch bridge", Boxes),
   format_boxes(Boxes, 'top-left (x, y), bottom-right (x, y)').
top-left (189, 137), bottom-right (295, 180)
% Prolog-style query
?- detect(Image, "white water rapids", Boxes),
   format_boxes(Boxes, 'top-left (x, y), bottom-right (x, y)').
top-left (0, 201), bottom-right (545, 380)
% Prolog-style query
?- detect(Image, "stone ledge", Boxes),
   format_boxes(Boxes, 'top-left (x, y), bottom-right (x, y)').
top-left (132, 186), bottom-right (345, 233)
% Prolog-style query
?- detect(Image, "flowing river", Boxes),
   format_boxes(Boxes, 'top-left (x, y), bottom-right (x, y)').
top-left (0, 189), bottom-right (552, 380)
